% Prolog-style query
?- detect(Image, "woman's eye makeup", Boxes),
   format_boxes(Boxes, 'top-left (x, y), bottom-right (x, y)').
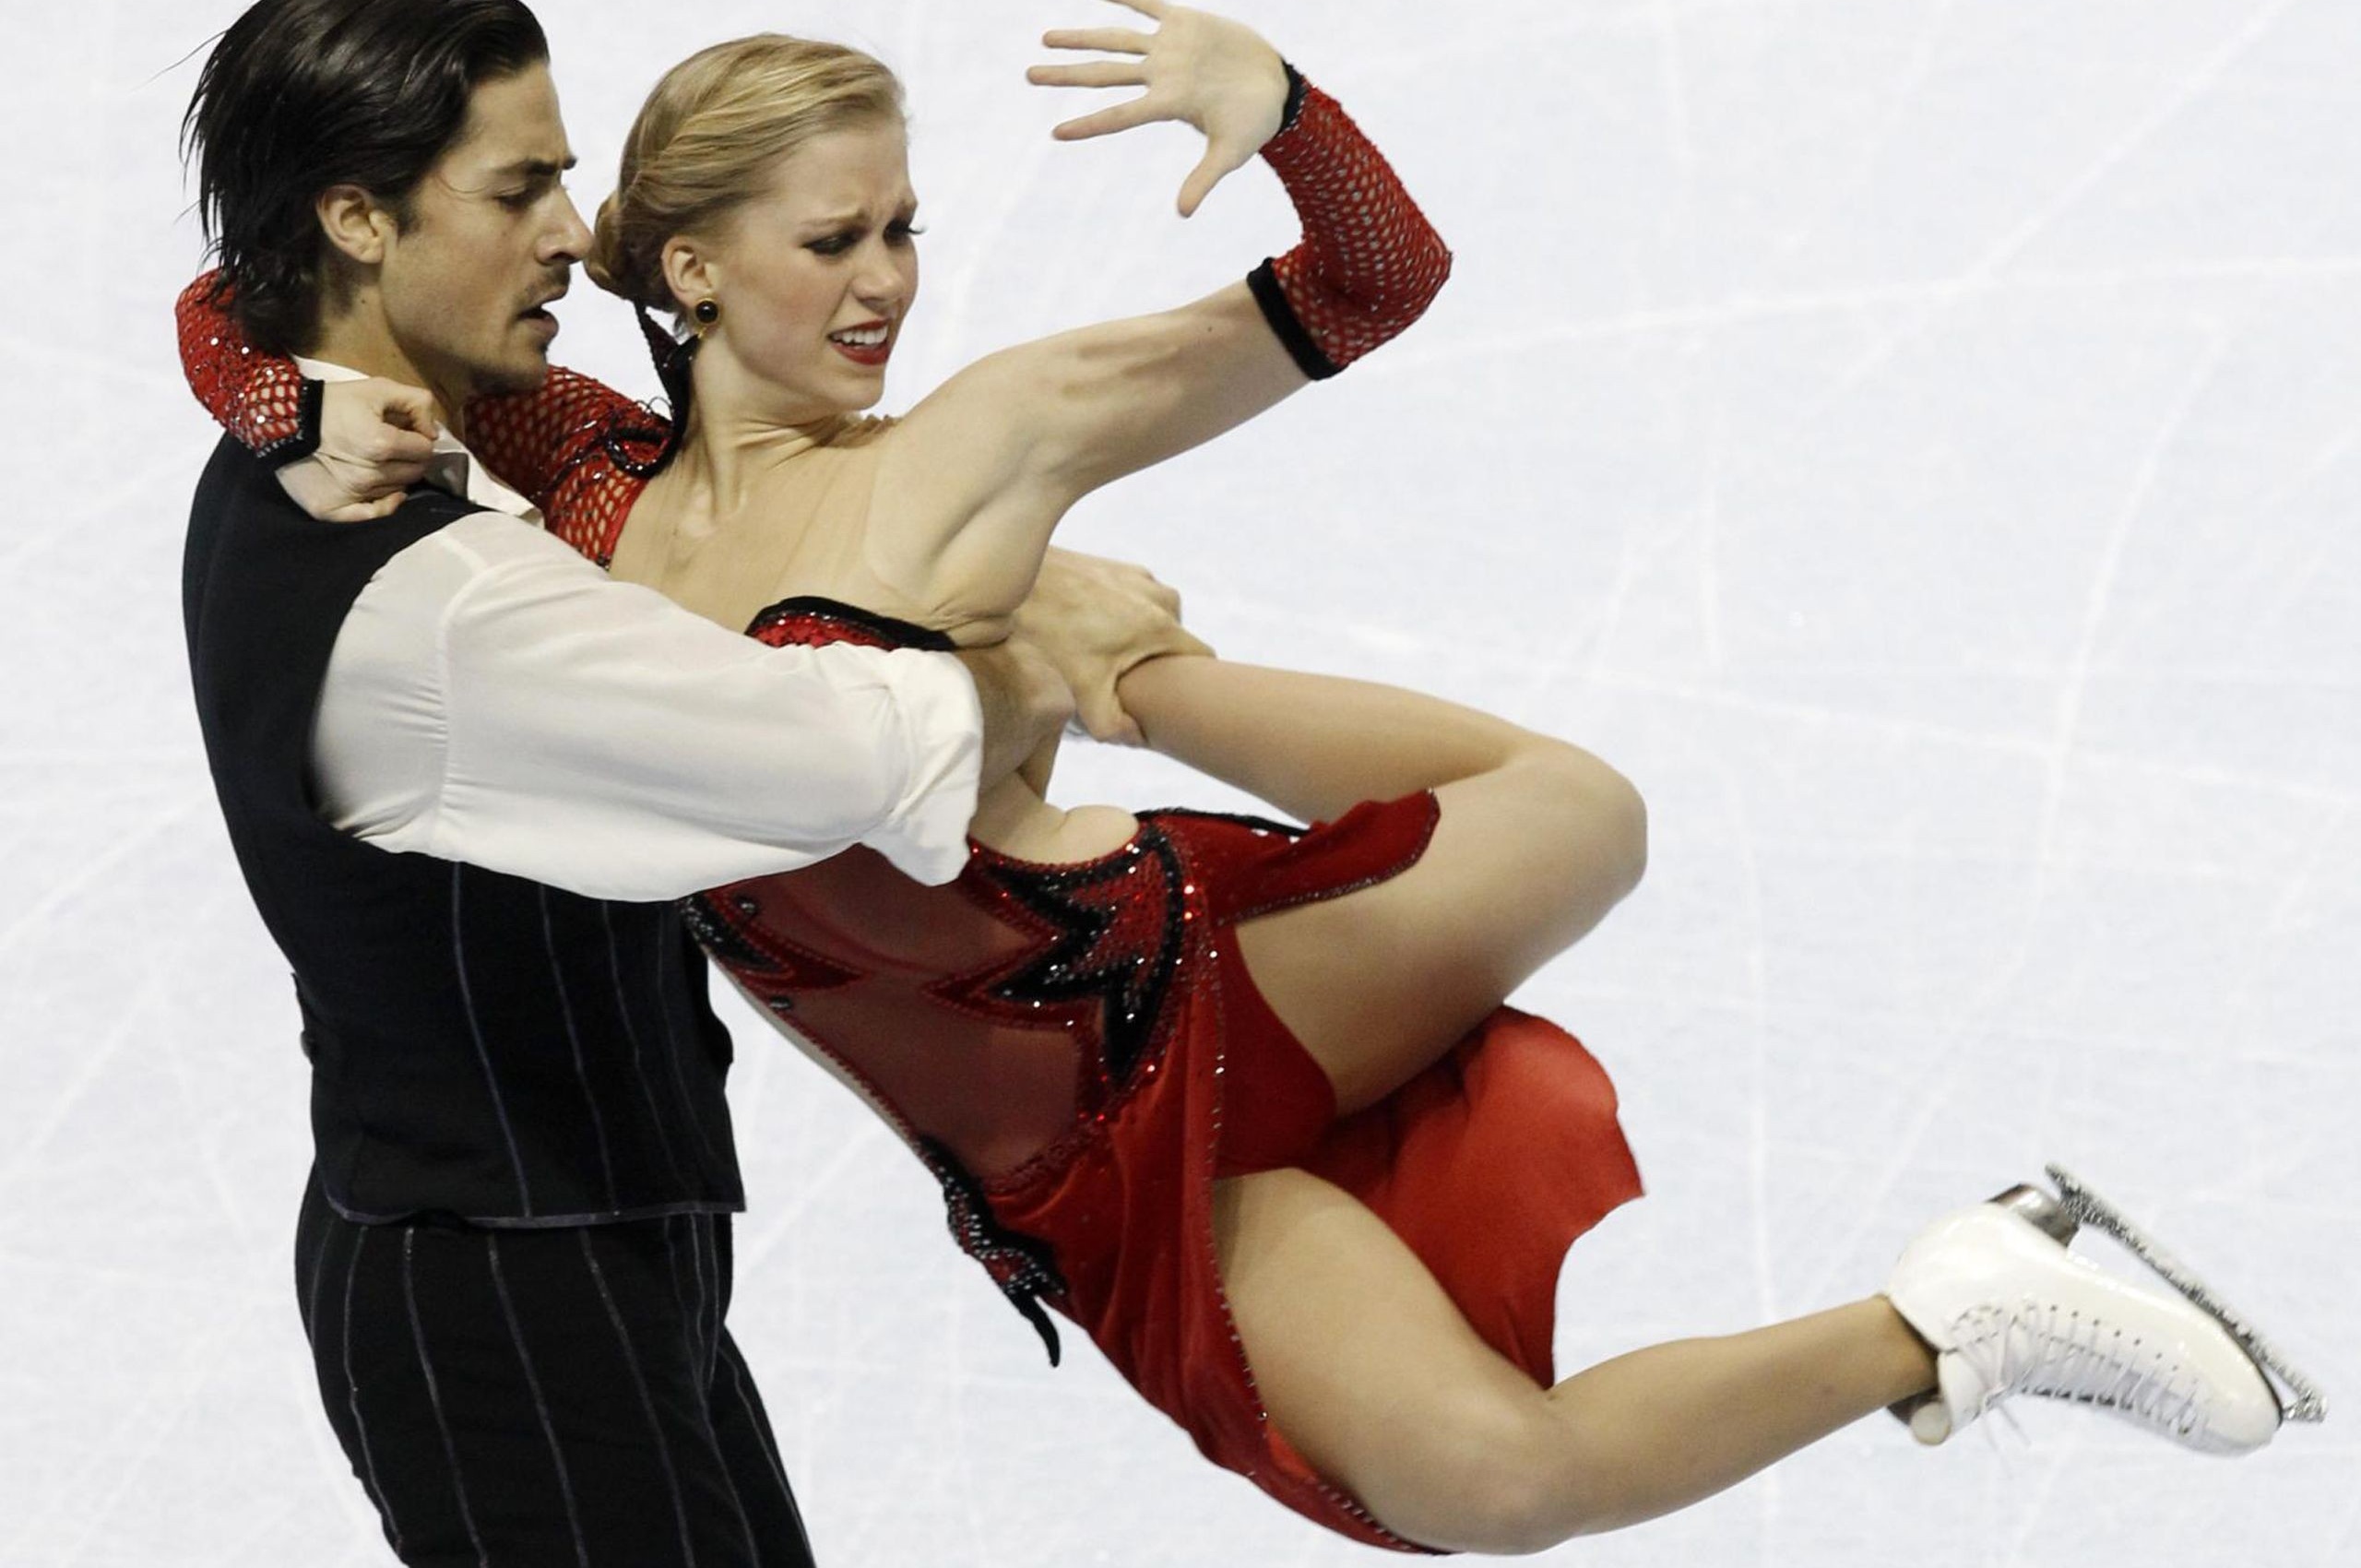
top-left (809, 220), bottom-right (925, 255)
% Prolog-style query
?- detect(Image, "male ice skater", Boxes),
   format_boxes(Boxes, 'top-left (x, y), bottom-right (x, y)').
top-left (178, 2), bottom-right (1194, 1562)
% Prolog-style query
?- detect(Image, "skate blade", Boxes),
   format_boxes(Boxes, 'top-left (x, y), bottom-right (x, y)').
top-left (2046, 1163), bottom-right (2328, 1425)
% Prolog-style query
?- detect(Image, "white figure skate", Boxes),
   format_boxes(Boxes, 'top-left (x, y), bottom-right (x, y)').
top-left (1883, 1170), bottom-right (2322, 1454)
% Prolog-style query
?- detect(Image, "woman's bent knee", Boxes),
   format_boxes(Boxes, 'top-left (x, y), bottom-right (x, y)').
top-left (1509, 744), bottom-right (1649, 899)
top-left (1362, 1395), bottom-right (1596, 1555)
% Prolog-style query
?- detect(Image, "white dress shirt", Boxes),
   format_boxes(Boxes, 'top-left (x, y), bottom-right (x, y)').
top-left (299, 359), bottom-right (983, 900)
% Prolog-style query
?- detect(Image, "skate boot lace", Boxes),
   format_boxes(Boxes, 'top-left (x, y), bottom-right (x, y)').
top-left (1950, 1300), bottom-right (2211, 1443)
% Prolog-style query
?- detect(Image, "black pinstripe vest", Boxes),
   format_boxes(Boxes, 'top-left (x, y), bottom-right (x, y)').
top-left (184, 437), bottom-right (742, 1226)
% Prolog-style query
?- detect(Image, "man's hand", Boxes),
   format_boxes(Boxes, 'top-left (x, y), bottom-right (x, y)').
top-left (959, 636), bottom-right (1079, 790)
top-left (1014, 548), bottom-right (1211, 744)
top-left (275, 378), bottom-right (441, 522)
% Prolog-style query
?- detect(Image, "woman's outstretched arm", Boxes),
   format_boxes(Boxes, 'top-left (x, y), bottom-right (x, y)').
top-left (871, 1), bottom-right (1450, 619)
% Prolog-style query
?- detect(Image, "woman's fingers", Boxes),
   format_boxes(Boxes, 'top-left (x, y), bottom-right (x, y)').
top-left (1178, 128), bottom-right (1264, 215)
top-left (1052, 97), bottom-right (1163, 141)
top-left (1040, 26), bottom-right (1154, 54)
top-left (317, 492), bottom-right (411, 523)
top-left (314, 457), bottom-right (414, 502)
top-left (277, 454), bottom-right (401, 522)
top-left (1176, 146), bottom-right (1238, 217)
top-left (367, 425), bottom-right (436, 468)
top-left (1072, 671), bottom-right (1153, 746)
top-left (375, 382), bottom-right (441, 438)
top-left (1026, 60), bottom-right (1148, 89)
top-left (309, 375), bottom-right (442, 508)
top-left (1029, 18), bottom-right (1158, 138)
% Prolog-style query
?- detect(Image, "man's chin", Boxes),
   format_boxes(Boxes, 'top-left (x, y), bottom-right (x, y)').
top-left (475, 353), bottom-right (552, 398)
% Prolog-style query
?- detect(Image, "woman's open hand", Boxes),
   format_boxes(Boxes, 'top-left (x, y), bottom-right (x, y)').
top-left (1027, 0), bottom-right (1288, 218)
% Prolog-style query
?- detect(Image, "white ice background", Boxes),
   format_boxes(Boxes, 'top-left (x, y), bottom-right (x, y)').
top-left (3, 1), bottom-right (2356, 1563)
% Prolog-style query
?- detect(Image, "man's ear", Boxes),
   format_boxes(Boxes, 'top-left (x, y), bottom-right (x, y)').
top-left (316, 184), bottom-right (398, 267)
top-left (661, 235), bottom-right (719, 317)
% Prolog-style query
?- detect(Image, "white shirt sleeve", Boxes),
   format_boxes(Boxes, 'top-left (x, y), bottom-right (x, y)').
top-left (313, 510), bottom-right (982, 900)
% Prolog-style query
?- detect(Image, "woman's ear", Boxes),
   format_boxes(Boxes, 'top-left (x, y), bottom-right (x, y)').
top-left (315, 184), bottom-right (397, 267)
top-left (661, 236), bottom-right (719, 318)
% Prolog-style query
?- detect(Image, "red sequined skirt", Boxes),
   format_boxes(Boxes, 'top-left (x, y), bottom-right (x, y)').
top-left (977, 792), bottom-right (1643, 1552)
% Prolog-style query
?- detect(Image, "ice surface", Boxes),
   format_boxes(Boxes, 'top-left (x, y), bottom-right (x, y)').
top-left (3, 1), bottom-right (2354, 1563)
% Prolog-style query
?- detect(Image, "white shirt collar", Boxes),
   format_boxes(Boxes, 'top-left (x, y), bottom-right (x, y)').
top-left (295, 356), bottom-right (545, 527)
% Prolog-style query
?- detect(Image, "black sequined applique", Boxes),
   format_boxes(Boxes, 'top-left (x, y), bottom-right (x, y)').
top-left (680, 891), bottom-right (772, 972)
top-left (919, 1135), bottom-right (1067, 1365)
top-left (1145, 806), bottom-right (1307, 841)
top-left (598, 410), bottom-right (678, 481)
top-left (970, 826), bottom-right (1188, 1091)
top-left (680, 888), bottom-right (859, 1004)
top-left (602, 313), bottom-right (694, 481)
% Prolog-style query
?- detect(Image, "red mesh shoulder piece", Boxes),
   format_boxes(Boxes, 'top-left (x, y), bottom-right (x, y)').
top-left (174, 270), bottom-right (319, 464)
top-left (1251, 77), bottom-right (1453, 378)
top-left (465, 370), bottom-right (670, 565)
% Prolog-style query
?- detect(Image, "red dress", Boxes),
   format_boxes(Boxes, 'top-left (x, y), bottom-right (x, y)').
top-left (686, 591), bottom-right (1643, 1552)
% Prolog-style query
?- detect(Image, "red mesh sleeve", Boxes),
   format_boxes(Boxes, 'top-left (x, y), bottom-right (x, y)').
top-left (464, 370), bottom-right (672, 564)
top-left (174, 270), bottom-right (321, 465)
top-left (1248, 73), bottom-right (1453, 380)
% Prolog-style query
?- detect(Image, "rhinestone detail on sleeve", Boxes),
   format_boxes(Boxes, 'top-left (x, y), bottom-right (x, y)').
top-left (174, 271), bottom-right (320, 465)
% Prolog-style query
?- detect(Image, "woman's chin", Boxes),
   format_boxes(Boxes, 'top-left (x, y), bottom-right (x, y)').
top-left (827, 376), bottom-right (888, 414)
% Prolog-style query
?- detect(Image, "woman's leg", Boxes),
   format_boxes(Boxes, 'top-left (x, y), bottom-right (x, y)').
top-left (1133, 657), bottom-right (1928, 1539)
top-left (1215, 1167), bottom-right (1937, 1553)
top-left (1119, 656), bottom-right (1645, 1112)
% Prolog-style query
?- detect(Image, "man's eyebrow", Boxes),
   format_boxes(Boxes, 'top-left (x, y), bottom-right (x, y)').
top-left (490, 156), bottom-right (578, 180)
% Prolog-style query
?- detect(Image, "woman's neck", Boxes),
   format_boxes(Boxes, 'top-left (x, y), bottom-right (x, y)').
top-left (674, 343), bottom-right (855, 511)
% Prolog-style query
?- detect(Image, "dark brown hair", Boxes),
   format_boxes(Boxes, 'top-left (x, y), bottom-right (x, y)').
top-left (183, 0), bottom-right (551, 351)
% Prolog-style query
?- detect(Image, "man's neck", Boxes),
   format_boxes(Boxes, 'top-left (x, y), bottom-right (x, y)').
top-left (305, 303), bottom-right (469, 440)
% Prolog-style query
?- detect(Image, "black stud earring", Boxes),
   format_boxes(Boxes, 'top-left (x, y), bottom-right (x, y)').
top-left (693, 298), bottom-right (720, 333)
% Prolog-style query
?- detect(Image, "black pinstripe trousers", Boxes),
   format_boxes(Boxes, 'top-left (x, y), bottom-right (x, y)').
top-left (295, 1172), bottom-right (815, 1567)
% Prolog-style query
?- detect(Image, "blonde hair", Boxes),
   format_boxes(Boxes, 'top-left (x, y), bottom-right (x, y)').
top-left (586, 35), bottom-right (907, 318)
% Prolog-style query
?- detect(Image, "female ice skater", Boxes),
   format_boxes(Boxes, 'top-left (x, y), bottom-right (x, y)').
top-left (182, 2), bottom-right (2300, 1551)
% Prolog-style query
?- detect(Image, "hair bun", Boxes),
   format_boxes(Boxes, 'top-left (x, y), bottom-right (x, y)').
top-left (583, 191), bottom-right (636, 302)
